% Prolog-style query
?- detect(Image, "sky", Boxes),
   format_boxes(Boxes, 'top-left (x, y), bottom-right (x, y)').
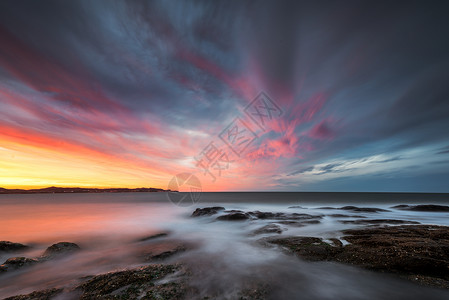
top-left (0, 0), bottom-right (449, 192)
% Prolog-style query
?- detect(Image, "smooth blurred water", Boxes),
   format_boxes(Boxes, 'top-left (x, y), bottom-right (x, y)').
top-left (0, 192), bottom-right (449, 299)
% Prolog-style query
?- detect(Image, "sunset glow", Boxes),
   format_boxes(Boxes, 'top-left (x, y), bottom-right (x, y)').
top-left (1, 1), bottom-right (448, 192)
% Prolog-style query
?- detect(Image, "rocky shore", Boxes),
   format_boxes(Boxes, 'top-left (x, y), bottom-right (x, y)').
top-left (2, 204), bottom-right (449, 299)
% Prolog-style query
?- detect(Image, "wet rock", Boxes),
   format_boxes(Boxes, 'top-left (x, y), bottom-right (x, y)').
top-left (139, 232), bottom-right (169, 242)
top-left (266, 225), bottom-right (449, 289)
top-left (339, 219), bottom-right (420, 225)
top-left (42, 242), bottom-right (80, 258)
top-left (146, 245), bottom-right (187, 261)
top-left (4, 288), bottom-right (63, 300)
top-left (339, 206), bottom-right (390, 213)
top-left (0, 241), bottom-right (29, 252)
top-left (338, 225), bottom-right (449, 279)
top-left (248, 211), bottom-right (321, 221)
top-left (253, 224), bottom-right (284, 235)
top-left (274, 221), bottom-right (305, 227)
top-left (328, 214), bottom-right (367, 218)
top-left (328, 238), bottom-right (343, 247)
top-left (266, 236), bottom-right (341, 261)
top-left (391, 204), bottom-right (449, 212)
top-left (76, 264), bottom-right (187, 299)
top-left (224, 209), bottom-right (246, 213)
top-left (191, 206), bottom-right (225, 217)
top-left (0, 257), bottom-right (39, 272)
top-left (216, 212), bottom-right (250, 221)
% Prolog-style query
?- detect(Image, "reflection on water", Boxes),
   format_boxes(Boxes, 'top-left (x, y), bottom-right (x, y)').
top-left (1, 192), bottom-right (449, 299)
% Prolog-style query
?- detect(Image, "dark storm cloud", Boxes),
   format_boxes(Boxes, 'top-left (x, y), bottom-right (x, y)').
top-left (1, 0), bottom-right (449, 191)
top-left (287, 166), bottom-right (314, 176)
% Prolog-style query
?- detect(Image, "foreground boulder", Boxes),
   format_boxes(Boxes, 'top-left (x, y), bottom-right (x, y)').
top-left (191, 206), bottom-right (225, 217)
top-left (0, 241), bottom-right (28, 252)
top-left (265, 225), bottom-right (449, 289)
top-left (42, 242), bottom-right (80, 258)
top-left (77, 264), bottom-right (187, 299)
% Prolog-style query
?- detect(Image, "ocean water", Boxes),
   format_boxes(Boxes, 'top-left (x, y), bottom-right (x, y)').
top-left (0, 192), bottom-right (449, 299)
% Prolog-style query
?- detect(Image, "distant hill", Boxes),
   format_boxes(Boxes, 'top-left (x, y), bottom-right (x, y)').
top-left (0, 186), bottom-right (173, 194)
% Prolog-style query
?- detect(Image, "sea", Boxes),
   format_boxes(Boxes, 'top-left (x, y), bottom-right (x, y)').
top-left (1, 192), bottom-right (449, 299)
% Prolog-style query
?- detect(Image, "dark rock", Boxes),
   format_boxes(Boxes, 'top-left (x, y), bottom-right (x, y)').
top-left (274, 221), bottom-right (305, 227)
top-left (191, 206), bottom-right (225, 217)
top-left (391, 204), bottom-right (410, 209)
top-left (216, 212), bottom-right (250, 221)
top-left (0, 257), bottom-right (38, 272)
top-left (266, 225), bottom-right (449, 289)
top-left (146, 245), bottom-right (187, 261)
top-left (339, 219), bottom-right (421, 225)
top-left (224, 209), bottom-right (245, 213)
top-left (248, 211), bottom-right (321, 221)
top-left (338, 225), bottom-right (449, 279)
top-left (4, 288), bottom-right (63, 300)
top-left (328, 214), bottom-right (367, 218)
top-left (316, 206), bottom-right (336, 209)
top-left (288, 205), bottom-right (306, 209)
top-left (391, 204), bottom-right (449, 212)
top-left (42, 242), bottom-right (80, 258)
top-left (300, 220), bottom-right (321, 225)
top-left (76, 264), bottom-right (187, 299)
top-left (339, 206), bottom-right (390, 213)
top-left (139, 232), bottom-right (169, 242)
top-left (253, 224), bottom-right (284, 235)
top-left (0, 241), bottom-right (29, 252)
top-left (266, 236), bottom-right (341, 261)
top-left (328, 238), bottom-right (343, 248)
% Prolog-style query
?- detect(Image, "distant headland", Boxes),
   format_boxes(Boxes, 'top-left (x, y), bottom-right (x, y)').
top-left (0, 187), bottom-right (173, 194)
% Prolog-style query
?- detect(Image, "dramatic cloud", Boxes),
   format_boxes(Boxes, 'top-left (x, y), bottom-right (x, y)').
top-left (0, 0), bottom-right (448, 191)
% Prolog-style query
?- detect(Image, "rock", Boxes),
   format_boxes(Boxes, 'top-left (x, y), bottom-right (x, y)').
top-left (266, 225), bottom-right (449, 289)
top-left (339, 206), bottom-right (390, 213)
top-left (139, 232), bottom-right (169, 242)
top-left (248, 211), bottom-right (321, 221)
top-left (191, 206), bottom-right (225, 217)
top-left (253, 224), bottom-right (284, 235)
top-left (266, 236), bottom-right (341, 261)
top-left (3, 288), bottom-right (63, 300)
top-left (216, 212), bottom-right (250, 221)
top-left (300, 220), bottom-right (321, 225)
top-left (274, 221), bottom-right (306, 227)
top-left (391, 204), bottom-right (449, 212)
top-left (339, 219), bottom-right (420, 225)
top-left (0, 241), bottom-right (29, 252)
top-left (42, 242), bottom-right (80, 258)
top-left (328, 238), bottom-right (343, 247)
top-left (0, 257), bottom-right (39, 272)
top-left (391, 204), bottom-right (411, 209)
top-left (146, 245), bottom-right (187, 261)
top-left (338, 225), bottom-right (449, 279)
top-left (76, 264), bottom-right (187, 299)
top-left (328, 214), bottom-right (367, 218)
top-left (288, 205), bottom-right (306, 209)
